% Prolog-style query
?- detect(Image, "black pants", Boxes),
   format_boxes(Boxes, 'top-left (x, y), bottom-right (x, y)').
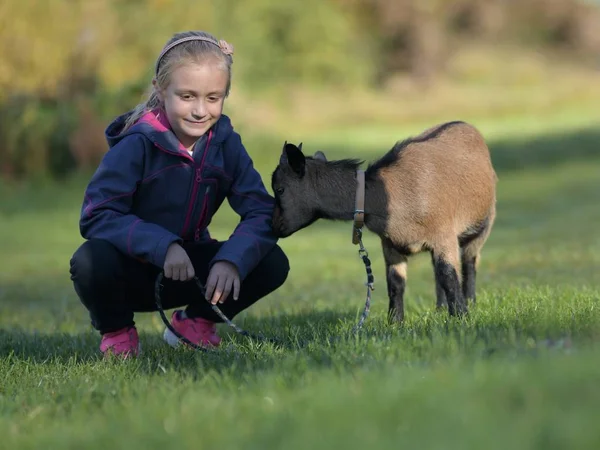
top-left (69, 239), bottom-right (290, 334)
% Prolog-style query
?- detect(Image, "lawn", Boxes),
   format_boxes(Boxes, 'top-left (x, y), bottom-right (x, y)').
top-left (1, 113), bottom-right (599, 449)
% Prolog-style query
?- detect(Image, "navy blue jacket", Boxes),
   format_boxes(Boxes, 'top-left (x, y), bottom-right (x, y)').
top-left (79, 109), bottom-right (278, 280)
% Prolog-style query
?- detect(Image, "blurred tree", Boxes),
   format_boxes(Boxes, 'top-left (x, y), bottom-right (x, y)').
top-left (449, 0), bottom-right (506, 40)
top-left (335, 0), bottom-right (449, 88)
top-left (213, 0), bottom-right (370, 91)
top-left (1, 0), bottom-right (599, 180)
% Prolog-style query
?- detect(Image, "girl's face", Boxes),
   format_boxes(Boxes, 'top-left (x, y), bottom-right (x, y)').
top-left (156, 61), bottom-right (229, 150)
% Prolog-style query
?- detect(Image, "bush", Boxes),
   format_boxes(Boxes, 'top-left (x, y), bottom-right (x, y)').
top-left (1, 0), bottom-right (599, 180)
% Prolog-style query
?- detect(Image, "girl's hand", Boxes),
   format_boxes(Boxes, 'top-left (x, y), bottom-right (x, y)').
top-left (205, 261), bottom-right (240, 305)
top-left (164, 243), bottom-right (195, 281)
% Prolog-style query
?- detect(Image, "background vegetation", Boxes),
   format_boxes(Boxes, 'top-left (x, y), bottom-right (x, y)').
top-left (1, 0), bottom-right (599, 179)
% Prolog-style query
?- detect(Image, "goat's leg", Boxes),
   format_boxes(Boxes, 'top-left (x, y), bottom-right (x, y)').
top-left (382, 240), bottom-right (408, 324)
top-left (461, 251), bottom-right (477, 304)
top-left (431, 251), bottom-right (447, 310)
top-left (432, 241), bottom-right (466, 317)
top-left (461, 205), bottom-right (496, 305)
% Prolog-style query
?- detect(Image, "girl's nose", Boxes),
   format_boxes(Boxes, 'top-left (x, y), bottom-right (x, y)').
top-left (192, 101), bottom-right (207, 118)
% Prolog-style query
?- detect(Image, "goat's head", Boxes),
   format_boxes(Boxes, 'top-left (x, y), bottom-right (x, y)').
top-left (271, 142), bottom-right (328, 237)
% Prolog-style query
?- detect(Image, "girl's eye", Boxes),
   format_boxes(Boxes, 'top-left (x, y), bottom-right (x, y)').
top-left (180, 94), bottom-right (193, 100)
top-left (208, 96), bottom-right (220, 102)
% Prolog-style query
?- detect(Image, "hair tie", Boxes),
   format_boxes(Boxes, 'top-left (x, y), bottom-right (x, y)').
top-left (218, 40), bottom-right (234, 56)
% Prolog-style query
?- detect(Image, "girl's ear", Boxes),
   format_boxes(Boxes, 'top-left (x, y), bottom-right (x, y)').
top-left (152, 79), bottom-right (164, 103)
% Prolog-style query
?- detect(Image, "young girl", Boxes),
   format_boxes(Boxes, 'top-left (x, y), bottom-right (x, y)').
top-left (69, 30), bottom-right (289, 358)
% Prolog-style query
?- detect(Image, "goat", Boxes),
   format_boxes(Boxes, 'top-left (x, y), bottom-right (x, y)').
top-left (271, 121), bottom-right (498, 322)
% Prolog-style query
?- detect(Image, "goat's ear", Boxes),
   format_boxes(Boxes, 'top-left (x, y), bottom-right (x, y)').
top-left (281, 142), bottom-right (305, 177)
top-left (279, 141), bottom-right (289, 165)
top-left (313, 151), bottom-right (327, 162)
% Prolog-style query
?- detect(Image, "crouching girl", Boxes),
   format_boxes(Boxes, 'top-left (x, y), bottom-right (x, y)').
top-left (69, 31), bottom-right (289, 358)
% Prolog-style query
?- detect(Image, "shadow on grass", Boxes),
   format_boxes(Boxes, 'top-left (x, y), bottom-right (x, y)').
top-left (487, 125), bottom-right (600, 174)
top-left (1, 306), bottom-right (590, 381)
top-left (0, 308), bottom-right (361, 364)
top-left (0, 327), bottom-right (104, 364)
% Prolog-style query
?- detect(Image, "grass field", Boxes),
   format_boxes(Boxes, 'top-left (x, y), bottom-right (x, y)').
top-left (1, 112), bottom-right (600, 449)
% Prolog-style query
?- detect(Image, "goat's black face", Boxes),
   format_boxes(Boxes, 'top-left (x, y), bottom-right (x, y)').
top-left (271, 142), bottom-right (327, 238)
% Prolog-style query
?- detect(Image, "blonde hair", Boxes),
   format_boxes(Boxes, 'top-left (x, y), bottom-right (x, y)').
top-left (122, 30), bottom-right (234, 132)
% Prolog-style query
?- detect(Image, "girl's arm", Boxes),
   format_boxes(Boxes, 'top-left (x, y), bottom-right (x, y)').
top-left (79, 134), bottom-right (182, 268)
top-left (210, 132), bottom-right (278, 280)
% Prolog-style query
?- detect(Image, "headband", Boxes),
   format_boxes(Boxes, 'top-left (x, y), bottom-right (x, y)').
top-left (155, 36), bottom-right (234, 75)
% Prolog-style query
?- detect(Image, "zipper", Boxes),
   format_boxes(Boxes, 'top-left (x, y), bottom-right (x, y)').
top-left (180, 130), bottom-right (213, 239)
top-left (181, 167), bottom-right (201, 237)
top-left (194, 186), bottom-right (211, 241)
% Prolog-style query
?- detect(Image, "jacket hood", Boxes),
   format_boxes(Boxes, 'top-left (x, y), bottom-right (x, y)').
top-left (104, 108), bottom-right (234, 154)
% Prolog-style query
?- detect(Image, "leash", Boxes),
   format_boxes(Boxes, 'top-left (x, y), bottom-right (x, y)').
top-left (154, 273), bottom-right (209, 352)
top-left (154, 271), bottom-right (281, 351)
top-left (350, 169), bottom-right (375, 332)
top-left (351, 228), bottom-right (375, 332)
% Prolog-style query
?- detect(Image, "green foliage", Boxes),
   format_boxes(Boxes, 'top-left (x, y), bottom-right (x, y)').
top-left (213, 0), bottom-right (370, 89)
top-left (1, 0), bottom-right (600, 180)
top-left (0, 97), bottom-right (78, 179)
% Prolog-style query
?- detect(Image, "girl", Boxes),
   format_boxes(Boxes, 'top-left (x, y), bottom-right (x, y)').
top-left (69, 31), bottom-right (289, 358)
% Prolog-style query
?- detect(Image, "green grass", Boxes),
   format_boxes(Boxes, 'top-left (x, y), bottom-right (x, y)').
top-left (1, 116), bottom-right (600, 449)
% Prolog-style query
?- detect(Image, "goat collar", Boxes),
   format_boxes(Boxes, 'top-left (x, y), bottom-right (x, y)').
top-left (352, 169), bottom-right (365, 244)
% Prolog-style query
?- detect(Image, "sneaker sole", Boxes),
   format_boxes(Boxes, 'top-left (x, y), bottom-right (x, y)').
top-left (163, 328), bottom-right (182, 348)
top-left (163, 328), bottom-right (221, 349)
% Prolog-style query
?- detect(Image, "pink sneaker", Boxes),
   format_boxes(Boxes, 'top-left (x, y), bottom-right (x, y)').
top-left (100, 326), bottom-right (140, 358)
top-left (163, 310), bottom-right (221, 348)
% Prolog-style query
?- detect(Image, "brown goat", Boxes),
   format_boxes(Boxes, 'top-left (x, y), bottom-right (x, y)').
top-left (271, 121), bottom-right (497, 322)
